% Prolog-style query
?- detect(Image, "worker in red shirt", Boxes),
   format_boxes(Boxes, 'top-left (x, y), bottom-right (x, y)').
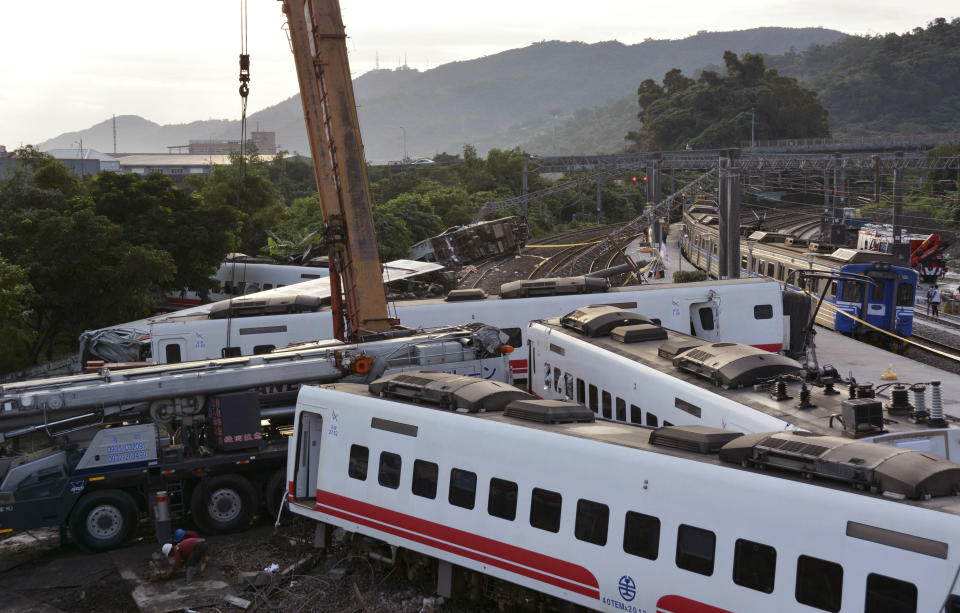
top-left (162, 536), bottom-right (209, 583)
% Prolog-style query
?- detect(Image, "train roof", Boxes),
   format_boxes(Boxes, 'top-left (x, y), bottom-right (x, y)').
top-left (308, 374), bottom-right (960, 519)
top-left (532, 306), bottom-right (959, 442)
top-left (149, 276), bottom-right (778, 325)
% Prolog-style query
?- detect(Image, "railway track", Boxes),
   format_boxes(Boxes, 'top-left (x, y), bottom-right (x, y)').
top-left (914, 311), bottom-right (960, 332)
top-left (524, 225), bottom-right (622, 280)
top-left (910, 332), bottom-right (960, 361)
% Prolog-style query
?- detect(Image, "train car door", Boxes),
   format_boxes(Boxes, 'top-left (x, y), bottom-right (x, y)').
top-left (862, 272), bottom-right (896, 333)
top-left (293, 412), bottom-right (324, 501)
top-left (690, 296), bottom-right (721, 342)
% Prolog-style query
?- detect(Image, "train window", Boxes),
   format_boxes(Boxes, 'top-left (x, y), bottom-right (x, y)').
top-left (348, 445), bottom-right (369, 480)
top-left (754, 304), bottom-right (773, 320)
top-left (616, 397), bottom-right (626, 421)
top-left (624, 511), bottom-right (660, 560)
top-left (221, 346), bottom-right (242, 358)
top-left (601, 391), bottom-right (612, 419)
top-left (577, 379), bottom-right (585, 404)
top-left (589, 385), bottom-right (598, 413)
top-left (575, 499), bottom-right (609, 546)
top-left (378, 451), bottom-right (402, 489)
top-left (554, 367), bottom-right (562, 394)
top-left (412, 460), bottom-right (438, 499)
top-left (733, 538), bottom-right (776, 594)
top-left (795, 555), bottom-right (843, 612)
top-left (488, 478), bottom-right (518, 521)
top-left (664, 420), bottom-right (674, 426)
top-left (630, 405), bottom-right (642, 424)
top-left (502, 327), bottom-right (523, 348)
top-left (530, 488), bottom-right (563, 533)
top-left (165, 344), bottom-right (182, 364)
top-left (896, 284), bottom-right (914, 306)
top-left (646, 413), bottom-right (659, 427)
top-left (449, 468), bottom-right (477, 510)
top-left (262, 283), bottom-right (273, 290)
top-left (841, 281), bottom-right (863, 303)
top-left (253, 344), bottom-right (275, 355)
top-left (830, 281), bottom-right (838, 297)
top-left (676, 524), bottom-right (716, 576)
top-left (871, 282), bottom-right (884, 302)
top-left (699, 307), bottom-right (715, 331)
top-left (543, 362), bottom-right (553, 390)
top-left (223, 281), bottom-right (233, 294)
top-left (740, 255), bottom-right (748, 270)
top-left (564, 374), bottom-right (574, 400)
top-left (865, 573), bottom-right (917, 613)
top-left (765, 263), bottom-right (774, 277)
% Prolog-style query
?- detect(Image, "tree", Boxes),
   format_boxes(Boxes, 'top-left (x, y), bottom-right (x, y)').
top-left (0, 256), bottom-right (37, 372)
top-left (196, 153), bottom-right (284, 255)
top-left (379, 193), bottom-right (445, 244)
top-left (87, 171), bottom-right (238, 297)
top-left (628, 52), bottom-right (830, 150)
top-left (0, 206), bottom-right (174, 363)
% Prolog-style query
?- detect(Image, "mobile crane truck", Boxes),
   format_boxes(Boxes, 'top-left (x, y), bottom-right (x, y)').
top-left (0, 325), bottom-right (513, 551)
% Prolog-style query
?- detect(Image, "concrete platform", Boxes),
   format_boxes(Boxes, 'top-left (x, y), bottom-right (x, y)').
top-left (623, 226), bottom-right (696, 285)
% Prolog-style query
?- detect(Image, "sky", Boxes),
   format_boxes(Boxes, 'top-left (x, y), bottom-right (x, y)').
top-left (0, 1), bottom-right (955, 148)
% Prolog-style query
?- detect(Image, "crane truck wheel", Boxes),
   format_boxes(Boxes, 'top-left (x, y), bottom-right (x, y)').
top-left (69, 489), bottom-right (138, 552)
top-left (264, 469), bottom-right (288, 521)
top-left (190, 474), bottom-right (257, 533)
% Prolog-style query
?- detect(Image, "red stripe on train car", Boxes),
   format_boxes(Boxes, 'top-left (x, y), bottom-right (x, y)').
top-left (752, 343), bottom-right (782, 353)
top-left (657, 594), bottom-right (732, 613)
top-left (314, 490), bottom-right (599, 599)
top-left (509, 359), bottom-right (529, 374)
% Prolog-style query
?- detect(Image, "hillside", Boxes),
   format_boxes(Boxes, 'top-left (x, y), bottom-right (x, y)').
top-left (766, 17), bottom-right (960, 135)
top-left (38, 27), bottom-right (844, 161)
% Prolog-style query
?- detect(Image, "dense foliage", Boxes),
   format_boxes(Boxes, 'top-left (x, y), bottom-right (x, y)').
top-left (626, 52), bottom-right (830, 151)
top-left (767, 17), bottom-right (960, 135)
top-left (0, 146), bottom-right (644, 370)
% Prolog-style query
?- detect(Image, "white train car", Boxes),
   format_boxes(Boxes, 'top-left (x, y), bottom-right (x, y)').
top-left (146, 278), bottom-right (789, 385)
top-left (287, 372), bottom-right (960, 612)
top-left (164, 256), bottom-right (330, 309)
top-left (526, 305), bottom-right (960, 459)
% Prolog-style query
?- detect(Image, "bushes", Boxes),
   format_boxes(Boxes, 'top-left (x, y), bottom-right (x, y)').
top-left (673, 270), bottom-right (707, 283)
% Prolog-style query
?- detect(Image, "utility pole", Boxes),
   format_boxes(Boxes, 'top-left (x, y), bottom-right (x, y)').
top-left (872, 155), bottom-right (880, 203)
top-left (750, 108), bottom-right (755, 149)
top-left (891, 151), bottom-right (909, 265)
top-left (521, 153), bottom-right (529, 220)
top-left (718, 150), bottom-right (741, 279)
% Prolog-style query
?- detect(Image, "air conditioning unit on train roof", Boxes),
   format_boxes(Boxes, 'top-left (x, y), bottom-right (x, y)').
top-left (718, 431), bottom-right (960, 500)
top-left (500, 276), bottom-right (607, 299)
top-left (560, 305), bottom-right (654, 337)
top-left (671, 342), bottom-right (803, 388)
top-left (369, 371), bottom-right (530, 413)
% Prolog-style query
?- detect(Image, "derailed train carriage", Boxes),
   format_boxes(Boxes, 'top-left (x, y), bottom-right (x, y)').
top-left (410, 216), bottom-right (528, 266)
top-left (288, 372), bottom-right (960, 612)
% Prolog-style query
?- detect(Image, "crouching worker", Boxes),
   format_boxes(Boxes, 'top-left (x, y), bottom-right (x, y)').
top-left (162, 536), bottom-right (208, 584)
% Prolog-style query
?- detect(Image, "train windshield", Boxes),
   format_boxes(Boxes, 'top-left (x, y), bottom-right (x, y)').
top-left (841, 281), bottom-right (863, 302)
top-left (896, 283), bottom-right (915, 306)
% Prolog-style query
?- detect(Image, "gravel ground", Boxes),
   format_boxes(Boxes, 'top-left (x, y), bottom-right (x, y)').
top-left (0, 517), bottom-right (502, 613)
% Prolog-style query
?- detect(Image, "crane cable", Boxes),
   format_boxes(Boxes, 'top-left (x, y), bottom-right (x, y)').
top-left (238, 0), bottom-right (251, 171)
top-left (226, 0), bottom-right (252, 355)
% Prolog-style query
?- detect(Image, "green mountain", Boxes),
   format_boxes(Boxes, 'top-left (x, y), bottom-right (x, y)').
top-left (37, 27), bottom-right (844, 161)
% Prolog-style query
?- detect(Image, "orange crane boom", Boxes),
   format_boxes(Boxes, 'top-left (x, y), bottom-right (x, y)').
top-left (281, 0), bottom-right (392, 340)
